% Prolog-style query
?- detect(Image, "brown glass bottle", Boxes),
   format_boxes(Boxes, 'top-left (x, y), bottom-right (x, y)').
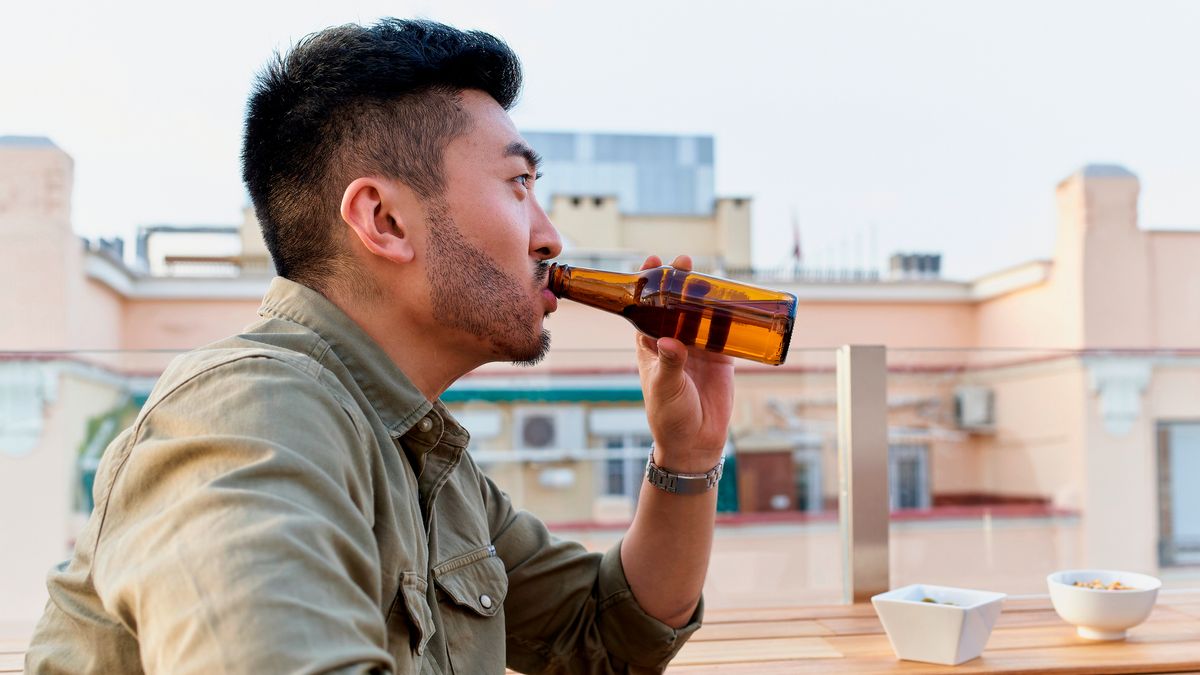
top-left (547, 264), bottom-right (797, 365)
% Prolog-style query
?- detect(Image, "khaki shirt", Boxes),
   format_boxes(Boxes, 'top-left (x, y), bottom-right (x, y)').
top-left (26, 278), bottom-right (700, 674)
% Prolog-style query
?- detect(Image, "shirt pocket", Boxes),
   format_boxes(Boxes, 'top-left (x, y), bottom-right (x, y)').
top-left (433, 545), bottom-right (508, 617)
top-left (387, 571), bottom-right (435, 657)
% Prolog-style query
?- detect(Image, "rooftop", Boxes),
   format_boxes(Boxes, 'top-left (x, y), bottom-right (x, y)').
top-left (0, 135), bottom-right (56, 148)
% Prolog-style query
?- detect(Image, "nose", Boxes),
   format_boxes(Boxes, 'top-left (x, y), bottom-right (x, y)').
top-left (530, 198), bottom-right (563, 260)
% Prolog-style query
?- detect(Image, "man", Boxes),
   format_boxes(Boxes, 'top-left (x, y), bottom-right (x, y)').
top-left (26, 18), bottom-right (733, 674)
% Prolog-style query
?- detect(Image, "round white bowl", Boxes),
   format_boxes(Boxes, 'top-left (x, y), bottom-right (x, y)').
top-left (1046, 569), bottom-right (1161, 640)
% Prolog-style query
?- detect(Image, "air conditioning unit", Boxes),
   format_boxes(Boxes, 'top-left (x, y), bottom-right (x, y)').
top-left (513, 406), bottom-right (586, 452)
top-left (954, 386), bottom-right (995, 431)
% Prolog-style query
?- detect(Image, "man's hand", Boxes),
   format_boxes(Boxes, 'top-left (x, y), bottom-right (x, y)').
top-left (635, 254), bottom-right (736, 473)
top-left (621, 254), bottom-right (736, 629)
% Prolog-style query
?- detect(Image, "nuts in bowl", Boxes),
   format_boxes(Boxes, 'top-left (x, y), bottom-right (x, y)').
top-left (1072, 579), bottom-right (1136, 591)
top-left (1046, 569), bottom-right (1161, 640)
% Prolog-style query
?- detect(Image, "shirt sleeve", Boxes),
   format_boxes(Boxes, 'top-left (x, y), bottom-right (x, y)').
top-left (88, 355), bottom-right (398, 675)
top-left (476, 465), bottom-right (702, 674)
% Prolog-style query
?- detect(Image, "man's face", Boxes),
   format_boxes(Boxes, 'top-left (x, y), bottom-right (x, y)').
top-left (419, 90), bottom-right (562, 365)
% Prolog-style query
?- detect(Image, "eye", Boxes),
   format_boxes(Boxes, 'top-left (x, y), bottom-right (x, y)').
top-left (514, 171), bottom-right (543, 188)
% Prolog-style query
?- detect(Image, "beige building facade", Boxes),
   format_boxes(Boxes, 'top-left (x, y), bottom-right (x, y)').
top-left (547, 193), bottom-right (752, 273)
top-left (2, 136), bottom-right (1198, 622)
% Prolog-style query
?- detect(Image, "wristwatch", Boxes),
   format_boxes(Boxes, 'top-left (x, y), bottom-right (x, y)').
top-left (645, 447), bottom-right (726, 495)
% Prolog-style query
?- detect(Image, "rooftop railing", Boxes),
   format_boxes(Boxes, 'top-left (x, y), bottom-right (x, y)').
top-left (2, 345), bottom-right (1197, 624)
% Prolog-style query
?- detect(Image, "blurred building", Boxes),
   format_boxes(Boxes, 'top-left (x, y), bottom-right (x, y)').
top-left (521, 131), bottom-right (749, 273)
top-left (524, 131), bottom-right (717, 216)
top-left (2, 133), bottom-right (1200, 621)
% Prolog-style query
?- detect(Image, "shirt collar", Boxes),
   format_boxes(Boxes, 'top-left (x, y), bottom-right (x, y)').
top-left (257, 276), bottom-right (452, 440)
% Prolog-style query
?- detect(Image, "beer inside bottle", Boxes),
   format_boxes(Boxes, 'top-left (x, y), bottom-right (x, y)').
top-left (547, 264), bottom-right (797, 365)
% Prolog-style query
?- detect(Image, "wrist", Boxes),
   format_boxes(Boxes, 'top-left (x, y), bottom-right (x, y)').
top-left (652, 445), bottom-right (724, 474)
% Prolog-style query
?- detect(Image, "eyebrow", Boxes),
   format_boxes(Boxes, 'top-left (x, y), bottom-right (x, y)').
top-left (504, 141), bottom-right (543, 173)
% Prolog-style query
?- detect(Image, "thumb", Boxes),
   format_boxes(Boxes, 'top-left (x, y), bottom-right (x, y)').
top-left (653, 338), bottom-right (688, 381)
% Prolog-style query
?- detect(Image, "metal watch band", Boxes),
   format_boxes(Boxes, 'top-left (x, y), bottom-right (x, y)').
top-left (644, 447), bottom-right (726, 495)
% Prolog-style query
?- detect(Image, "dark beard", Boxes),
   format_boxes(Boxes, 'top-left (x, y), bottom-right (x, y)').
top-left (423, 202), bottom-right (552, 366)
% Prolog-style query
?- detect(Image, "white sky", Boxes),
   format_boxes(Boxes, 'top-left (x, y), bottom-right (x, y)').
top-left (3, 0), bottom-right (1198, 280)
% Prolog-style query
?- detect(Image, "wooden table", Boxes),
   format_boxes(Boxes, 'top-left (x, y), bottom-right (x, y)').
top-left (668, 590), bottom-right (1200, 673)
top-left (6, 592), bottom-right (1200, 673)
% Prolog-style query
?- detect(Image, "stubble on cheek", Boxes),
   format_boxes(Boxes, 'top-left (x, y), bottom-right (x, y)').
top-left (424, 206), bottom-right (550, 365)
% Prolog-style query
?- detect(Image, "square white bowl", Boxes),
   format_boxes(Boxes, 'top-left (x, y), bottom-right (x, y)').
top-left (872, 584), bottom-right (1006, 666)
top-left (1046, 569), bottom-right (1160, 640)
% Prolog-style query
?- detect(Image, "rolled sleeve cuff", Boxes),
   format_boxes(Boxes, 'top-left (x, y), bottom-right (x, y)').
top-left (596, 538), bottom-right (704, 671)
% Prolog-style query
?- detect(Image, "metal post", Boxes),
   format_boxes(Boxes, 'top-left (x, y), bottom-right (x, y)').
top-left (837, 345), bottom-right (890, 603)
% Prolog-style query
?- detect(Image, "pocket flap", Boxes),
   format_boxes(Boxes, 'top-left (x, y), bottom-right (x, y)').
top-left (433, 547), bottom-right (509, 618)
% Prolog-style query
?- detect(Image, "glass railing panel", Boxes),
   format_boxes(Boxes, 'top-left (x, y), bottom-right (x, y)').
top-left (1, 345), bottom-right (845, 624)
top-left (884, 348), bottom-right (1200, 597)
top-left (451, 346), bottom-right (845, 609)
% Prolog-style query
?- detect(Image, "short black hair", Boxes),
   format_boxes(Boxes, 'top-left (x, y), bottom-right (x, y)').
top-left (241, 19), bottom-right (522, 293)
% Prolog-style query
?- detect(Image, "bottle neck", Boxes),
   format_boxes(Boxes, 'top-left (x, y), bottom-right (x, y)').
top-left (547, 263), bottom-right (639, 314)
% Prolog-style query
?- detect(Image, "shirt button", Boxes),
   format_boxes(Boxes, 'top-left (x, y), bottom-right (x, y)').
top-left (417, 416), bottom-right (434, 433)
top-left (479, 594), bottom-right (493, 609)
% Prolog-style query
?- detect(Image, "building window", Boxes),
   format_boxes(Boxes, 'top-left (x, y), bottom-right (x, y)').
top-left (0, 362), bottom-right (52, 458)
top-left (792, 448), bottom-right (823, 512)
top-left (889, 443), bottom-right (930, 510)
top-left (604, 440), bottom-right (625, 496)
top-left (599, 433), bottom-right (652, 498)
top-left (1158, 421), bottom-right (1200, 566)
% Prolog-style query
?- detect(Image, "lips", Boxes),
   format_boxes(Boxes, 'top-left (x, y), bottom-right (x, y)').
top-left (541, 288), bottom-right (558, 313)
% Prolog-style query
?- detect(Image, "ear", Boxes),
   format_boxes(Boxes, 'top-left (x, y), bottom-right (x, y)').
top-left (340, 177), bottom-right (416, 264)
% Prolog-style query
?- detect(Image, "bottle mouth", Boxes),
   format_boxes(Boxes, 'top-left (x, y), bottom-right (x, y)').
top-left (546, 263), bottom-right (568, 297)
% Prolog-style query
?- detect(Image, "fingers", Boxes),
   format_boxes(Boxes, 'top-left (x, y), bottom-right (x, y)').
top-left (636, 334), bottom-right (690, 392)
top-left (651, 337), bottom-right (689, 384)
top-left (642, 254), bottom-right (694, 271)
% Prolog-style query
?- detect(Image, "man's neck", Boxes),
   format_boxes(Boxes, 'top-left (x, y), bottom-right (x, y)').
top-left (325, 288), bottom-right (484, 402)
